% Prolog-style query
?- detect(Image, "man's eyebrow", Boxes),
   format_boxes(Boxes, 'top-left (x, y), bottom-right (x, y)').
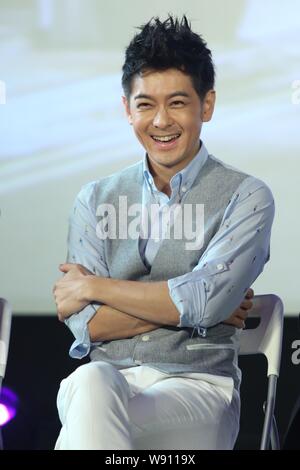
top-left (134, 91), bottom-right (190, 100)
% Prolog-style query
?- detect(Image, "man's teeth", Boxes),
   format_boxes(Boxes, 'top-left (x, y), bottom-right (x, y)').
top-left (152, 134), bottom-right (180, 142)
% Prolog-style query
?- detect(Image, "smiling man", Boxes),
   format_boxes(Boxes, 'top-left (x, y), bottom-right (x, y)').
top-left (53, 15), bottom-right (274, 450)
top-left (124, 67), bottom-right (214, 180)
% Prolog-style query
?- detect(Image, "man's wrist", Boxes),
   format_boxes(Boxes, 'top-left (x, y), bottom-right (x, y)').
top-left (85, 275), bottom-right (104, 303)
top-left (84, 275), bottom-right (96, 302)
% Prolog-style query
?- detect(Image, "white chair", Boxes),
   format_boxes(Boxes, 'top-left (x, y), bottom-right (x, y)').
top-left (239, 294), bottom-right (284, 450)
top-left (0, 298), bottom-right (12, 451)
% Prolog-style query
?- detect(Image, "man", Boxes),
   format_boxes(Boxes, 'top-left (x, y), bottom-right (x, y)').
top-left (53, 15), bottom-right (274, 450)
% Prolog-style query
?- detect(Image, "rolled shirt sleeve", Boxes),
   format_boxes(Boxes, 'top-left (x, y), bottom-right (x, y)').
top-left (64, 304), bottom-right (98, 359)
top-left (64, 182), bottom-right (110, 359)
top-left (168, 176), bottom-right (275, 330)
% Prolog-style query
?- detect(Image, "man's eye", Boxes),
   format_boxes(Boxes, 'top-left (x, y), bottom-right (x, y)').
top-left (137, 103), bottom-right (151, 109)
top-left (171, 101), bottom-right (185, 106)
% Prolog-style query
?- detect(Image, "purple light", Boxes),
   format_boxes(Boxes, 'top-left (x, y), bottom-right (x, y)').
top-left (0, 386), bottom-right (18, 427)
top-left (0, 403), bottom-right (16, 426)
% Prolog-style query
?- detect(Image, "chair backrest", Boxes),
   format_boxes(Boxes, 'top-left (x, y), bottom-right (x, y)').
top-left (239, 294), bottom-right (284, 377)
top-left (0, 298), bottom-right (12, 380)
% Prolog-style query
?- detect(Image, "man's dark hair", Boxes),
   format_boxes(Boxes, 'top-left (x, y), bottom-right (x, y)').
top-left (122, 14), bottom-right (215, 102)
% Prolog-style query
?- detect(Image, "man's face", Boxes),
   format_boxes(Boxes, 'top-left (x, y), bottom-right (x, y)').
top-left (122, 68), bottom-right (215, 173)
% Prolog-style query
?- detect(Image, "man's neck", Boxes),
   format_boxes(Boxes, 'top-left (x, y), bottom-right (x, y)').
top-left (150, 168), bottom-right (173, 196)
top-left (147, 141), bottom-right (201, 196)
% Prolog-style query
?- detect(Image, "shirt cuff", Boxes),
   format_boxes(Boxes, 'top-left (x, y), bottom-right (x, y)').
top-left (168, 274), bottom-right (207, 331)
top-left (64, 303), bottom-right (101, 359)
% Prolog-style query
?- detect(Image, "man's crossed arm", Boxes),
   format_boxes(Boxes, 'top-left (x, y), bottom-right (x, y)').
top-left (53, 263), bottom-right (253, 342)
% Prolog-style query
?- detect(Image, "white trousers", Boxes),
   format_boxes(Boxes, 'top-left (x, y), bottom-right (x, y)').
top-left (55, 361), bottom-right (240, 450)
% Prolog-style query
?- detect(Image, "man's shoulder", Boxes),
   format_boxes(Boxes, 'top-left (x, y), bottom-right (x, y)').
top-left (208, 153), bottom-right (273, 196)
top-left (75, 160), bottom-right (143, 206)
top-left (207, 153), bottom-right (249, 178)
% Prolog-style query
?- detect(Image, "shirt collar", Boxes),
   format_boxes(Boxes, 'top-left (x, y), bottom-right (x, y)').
top-left (143, 140), bottom-right (208, 193)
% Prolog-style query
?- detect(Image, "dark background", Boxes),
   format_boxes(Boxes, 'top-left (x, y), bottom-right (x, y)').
top-left (1, 316), bottom-right (300, 450)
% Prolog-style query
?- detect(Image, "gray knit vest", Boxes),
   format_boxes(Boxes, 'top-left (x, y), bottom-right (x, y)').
top-left (90, 155), bottom-right (248, 390)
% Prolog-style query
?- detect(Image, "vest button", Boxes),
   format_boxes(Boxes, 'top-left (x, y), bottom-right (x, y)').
top-left (217, 263), bottom-right (224, 270)
top-left (142, 335), bottom-right (150, 341)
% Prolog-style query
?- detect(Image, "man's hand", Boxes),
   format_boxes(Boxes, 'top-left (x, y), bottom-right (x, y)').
top-left (53, 263), bottom-right (93, 321)
top-left (223, 288), bottom-right (254, 329)
top-left (59, 263), bottom-right (93, 278)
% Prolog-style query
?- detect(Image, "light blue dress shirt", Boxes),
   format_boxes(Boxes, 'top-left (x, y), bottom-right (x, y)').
top-left (65, 142), bottom-right (275, 359)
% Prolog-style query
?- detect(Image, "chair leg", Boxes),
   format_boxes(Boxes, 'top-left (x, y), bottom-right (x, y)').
top-left (270, 415), bottom-right (280, 450)
top-left (260, 375), bottom-right (278, 450)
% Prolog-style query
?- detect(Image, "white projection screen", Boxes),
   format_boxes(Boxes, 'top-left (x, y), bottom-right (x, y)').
top-left (0, 0), bottom-right (299, 315)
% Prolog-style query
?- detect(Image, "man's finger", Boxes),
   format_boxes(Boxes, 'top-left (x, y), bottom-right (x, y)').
top-left (57, 312), bottom-right (64, 322)
top-left (236, 309), bottom-right (248, 320)
top-left (230, 317), bottom-right (245, 329)
top-left (245, 288), bottom-right (254, 299)
top-left (59, 263), bottom-right (76, 273)
top-left (240, 299), bottom-right (253, 310)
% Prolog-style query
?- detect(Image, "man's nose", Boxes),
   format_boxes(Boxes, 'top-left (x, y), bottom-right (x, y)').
top-left (153, 107), bottom-right (173, 128)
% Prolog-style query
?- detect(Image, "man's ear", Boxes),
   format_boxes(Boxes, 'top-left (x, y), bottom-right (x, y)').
top-left (122, 95), bottom-right (133, 125)
top-left (201, 90), bottom-right (216, 122)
